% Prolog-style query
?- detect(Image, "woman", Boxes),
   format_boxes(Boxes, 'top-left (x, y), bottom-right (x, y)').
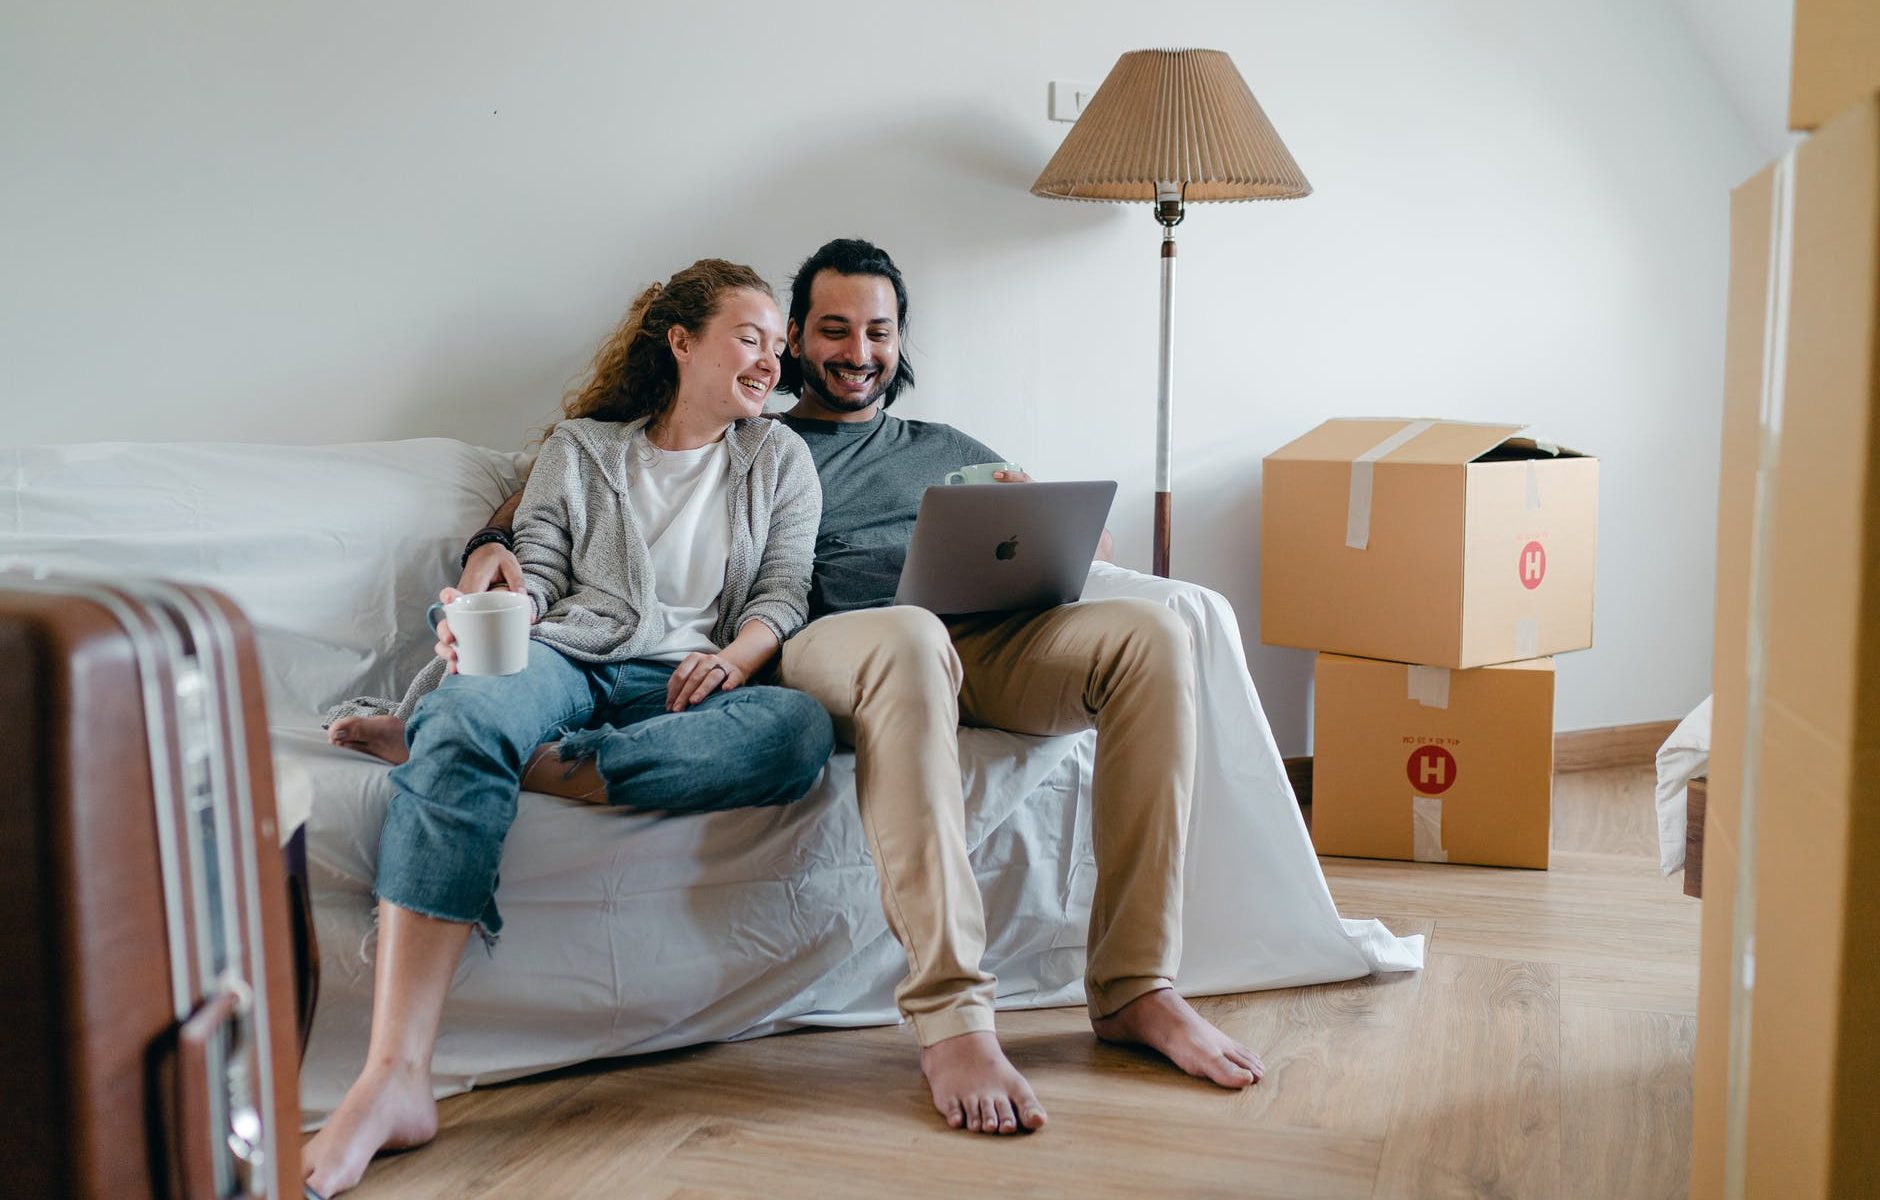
top-left (304, 259), bottom-right (834, 1197)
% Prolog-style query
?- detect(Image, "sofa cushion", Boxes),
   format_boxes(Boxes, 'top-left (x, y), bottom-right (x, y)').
top-left (0, 439), bottom-right (529, 726)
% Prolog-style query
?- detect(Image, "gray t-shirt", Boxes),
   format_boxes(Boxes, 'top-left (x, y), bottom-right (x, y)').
top-left (779, 410), bottom-right (1001, 616)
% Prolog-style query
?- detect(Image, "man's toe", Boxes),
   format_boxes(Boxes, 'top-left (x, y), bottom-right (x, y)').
top-left (993, 1096), bottom-right (1016, 1133)
top-left (1198, 1051), bottom-right (1254, 1088)
top-left (945, 1098), bottom-right (965, 1129)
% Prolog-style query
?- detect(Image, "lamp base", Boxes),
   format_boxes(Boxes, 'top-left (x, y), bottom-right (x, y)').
top-left (1153, 490), bottom-right (1172, 578)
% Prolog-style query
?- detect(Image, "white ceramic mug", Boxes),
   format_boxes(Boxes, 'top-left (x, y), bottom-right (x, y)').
top-left (426, 591), bottom-right (531, 676)
top-left (945, 461), bottom-right (1023, 486)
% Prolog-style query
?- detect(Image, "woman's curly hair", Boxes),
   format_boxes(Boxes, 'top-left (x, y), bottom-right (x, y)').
top-left (556, 258), bottom-right (774, 432)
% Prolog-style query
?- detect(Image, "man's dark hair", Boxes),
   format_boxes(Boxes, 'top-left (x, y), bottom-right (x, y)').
top-left (779, 237), bottom-right (917, 407)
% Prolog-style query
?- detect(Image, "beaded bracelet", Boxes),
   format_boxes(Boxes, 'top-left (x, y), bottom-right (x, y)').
top-left (460, 526), bottom-right (513, 568)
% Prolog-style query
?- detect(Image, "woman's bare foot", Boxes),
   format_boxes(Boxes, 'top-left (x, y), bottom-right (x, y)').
top-left (918, 1030), bottom-right (1047, 1135)
top-left (302, 1060), bottom-right (439, 1197)
top-left (1091, 988), bottom-right (1264, 1089)
top-left (327, 715), bottom-right (410, 765)
top-left (324, 720), bottom-right (605, 804)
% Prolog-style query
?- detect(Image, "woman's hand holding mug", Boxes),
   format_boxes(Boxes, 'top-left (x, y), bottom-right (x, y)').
top-left (427, 587), bottom-right (533, 676)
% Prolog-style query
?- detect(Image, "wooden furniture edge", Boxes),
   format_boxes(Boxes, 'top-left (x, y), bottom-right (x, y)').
top-left (1284, 756), bottom-right (1314, 806)
top-left (1684, 776), bottom-right (1707, 899)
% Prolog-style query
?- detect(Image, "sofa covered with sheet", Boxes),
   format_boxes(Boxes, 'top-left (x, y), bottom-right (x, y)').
top-left (1, 438), bottom-right (1423, 1121)
top-left (1654, 697), bottom-right (1713, 875)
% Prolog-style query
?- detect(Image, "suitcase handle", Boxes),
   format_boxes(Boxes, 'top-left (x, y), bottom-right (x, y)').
top-left (177, 979), bottom-right (266, 1199)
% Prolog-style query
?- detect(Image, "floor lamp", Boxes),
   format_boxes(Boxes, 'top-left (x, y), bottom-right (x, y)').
top-left (1031, 48), bottom-right (1310, 577)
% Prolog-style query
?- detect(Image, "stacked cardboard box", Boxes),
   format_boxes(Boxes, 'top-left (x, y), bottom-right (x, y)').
top-left (1688, 18), bottom-right (1880, 1189)
top-left (1261, 419), bottom-right (1599, 869)
top-left (1789, 0), bottom-right (1880, 132)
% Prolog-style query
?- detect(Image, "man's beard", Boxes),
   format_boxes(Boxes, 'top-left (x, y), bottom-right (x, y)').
top-left (801, 357), bottom-right (890, 412)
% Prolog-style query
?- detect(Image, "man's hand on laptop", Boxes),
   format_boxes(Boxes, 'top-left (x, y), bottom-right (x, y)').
top-left (991, 469), bottom-right (1031, 483)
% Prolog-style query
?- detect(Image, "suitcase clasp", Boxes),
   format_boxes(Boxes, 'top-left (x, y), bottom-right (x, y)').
top-left (179, 975), bottom-right (268, 1198)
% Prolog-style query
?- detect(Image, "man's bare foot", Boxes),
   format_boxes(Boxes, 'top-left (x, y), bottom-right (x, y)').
top-left (1091, 988), bottom-right (1264, 1089)
top-left (327, 715), bottom-right (410, 765)
top-left (919, 1030), bottom-right (1047, 1135)
top-left (302, 1061), bottom-right (439, 1197)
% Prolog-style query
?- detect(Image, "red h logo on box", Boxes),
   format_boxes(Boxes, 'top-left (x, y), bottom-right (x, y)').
top-left (1407, 745), bottom-right (1457, 795)
top-left (1518, 540), bottom-right (1547, 591)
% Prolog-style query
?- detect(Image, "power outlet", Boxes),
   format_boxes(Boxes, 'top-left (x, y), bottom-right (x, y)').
top-left (1048, 80), bottom-right (1096, 122)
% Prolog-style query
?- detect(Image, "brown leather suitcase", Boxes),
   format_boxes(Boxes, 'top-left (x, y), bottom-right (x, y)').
top-left (0, 573), bottom-right (303, 1199)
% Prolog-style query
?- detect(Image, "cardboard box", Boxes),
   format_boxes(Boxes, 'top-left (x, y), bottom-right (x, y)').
top-left (1689, 91), bottom-right (1770, 1200)
top-left (1261, 419), bottom-right (1598, 669)
top-left (1690, 93), bottom-right (1880, 1199)
top-left (1690, 802), bottom-right (1739, 1200)
top-left (1791, 0), bottom-right (1880, 131)
top-left (1310, 652), bottom-right (1554, 869)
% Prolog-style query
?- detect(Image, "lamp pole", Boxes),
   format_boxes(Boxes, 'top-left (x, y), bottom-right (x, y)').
top-left (1153, 183), bottom-right (1183, 578)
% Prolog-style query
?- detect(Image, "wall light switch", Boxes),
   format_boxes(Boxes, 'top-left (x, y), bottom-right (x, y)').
top-left (1048, 80), bottom-right (1096, 122)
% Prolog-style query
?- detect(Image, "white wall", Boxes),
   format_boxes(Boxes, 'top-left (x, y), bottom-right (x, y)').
top-left (1665, 0), bottom-right (1798, 157)
top-left (1, 1), bottom-right (1766, 753)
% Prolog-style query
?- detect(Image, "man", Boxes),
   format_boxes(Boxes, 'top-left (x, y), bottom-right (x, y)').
top-left (464, 238), bottom-right (1262, 1135)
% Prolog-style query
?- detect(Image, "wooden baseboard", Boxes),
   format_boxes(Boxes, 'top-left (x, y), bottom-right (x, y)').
top-left (1283, 718), bottom-right (1679, 805)
top-left (1551, 719), bottom-right (1680, 773)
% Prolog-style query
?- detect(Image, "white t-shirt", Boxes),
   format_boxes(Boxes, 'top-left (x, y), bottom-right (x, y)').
top-left (627, 437), bottom-right (732, 663)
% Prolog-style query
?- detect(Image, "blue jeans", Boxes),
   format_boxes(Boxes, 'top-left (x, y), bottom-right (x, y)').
top-left (378, 641), bottom-right (834, 934)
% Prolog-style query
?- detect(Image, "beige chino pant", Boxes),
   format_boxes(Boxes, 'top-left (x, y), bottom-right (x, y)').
top-left (779, 598), bottom-right (1196, 1046)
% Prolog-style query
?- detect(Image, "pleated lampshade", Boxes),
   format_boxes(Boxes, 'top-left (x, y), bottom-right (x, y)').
top-left (1031, 48), bottom-right (1310, 202)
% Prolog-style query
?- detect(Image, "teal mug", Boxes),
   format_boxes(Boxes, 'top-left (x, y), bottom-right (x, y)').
top-left (945, 461), bottom-right (1023, 486)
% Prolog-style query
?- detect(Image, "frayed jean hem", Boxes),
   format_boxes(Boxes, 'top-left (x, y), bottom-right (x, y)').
top-left (370, 887), bottom-right (502, 952)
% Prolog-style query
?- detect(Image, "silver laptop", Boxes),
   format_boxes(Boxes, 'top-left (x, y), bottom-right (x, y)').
top-left (893, 480), bottom-right (1117, 615)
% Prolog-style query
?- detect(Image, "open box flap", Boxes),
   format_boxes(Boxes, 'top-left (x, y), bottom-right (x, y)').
top-left (1267, 418), bottom-right (1584, 465)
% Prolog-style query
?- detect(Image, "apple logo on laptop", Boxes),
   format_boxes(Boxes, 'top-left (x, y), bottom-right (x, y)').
top-left (995, 535), bottom-right (1019, 561)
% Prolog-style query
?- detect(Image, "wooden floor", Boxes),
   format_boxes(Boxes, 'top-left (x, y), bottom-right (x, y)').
top-left (342, 766), bottom-right (1699, 1200)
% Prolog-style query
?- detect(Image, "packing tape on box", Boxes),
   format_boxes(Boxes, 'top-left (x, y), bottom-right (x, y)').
top-left (1345, 419), bottom-right (1437, 550)
top-left (1514, 617), bottom-right (1539, 659)
top-left (1406, 665), bottom-right (1451, 709)
top-left (1525, 461), bottom-right (1542, 511)
top-left (1412, 796), bottom-right (1448, 862)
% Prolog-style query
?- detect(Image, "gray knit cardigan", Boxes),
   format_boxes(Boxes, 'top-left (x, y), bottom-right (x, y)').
top-left (329, 414), bottom-right (821, 721)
